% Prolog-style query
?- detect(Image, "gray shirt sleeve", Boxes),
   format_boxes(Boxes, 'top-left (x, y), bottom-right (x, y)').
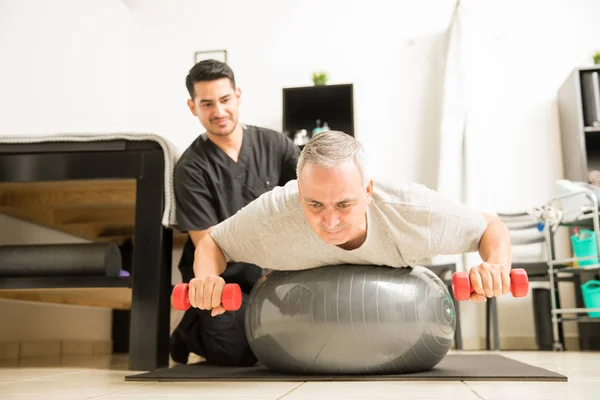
top-left (210, 181), bottom-right (305, 270)
top-left (424, 188), bottom-right (488, 257)
top-left (209, 198), bottom-right (268, 266)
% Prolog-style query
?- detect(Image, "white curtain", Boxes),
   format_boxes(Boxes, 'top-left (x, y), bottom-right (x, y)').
top-left (436, 0), bottom-right (470, 205)
top-left (433, 0), bottom-right (474, 270)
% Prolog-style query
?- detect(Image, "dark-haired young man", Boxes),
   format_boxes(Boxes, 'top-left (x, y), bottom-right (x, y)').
top-left (171, 59), bottom-right (300, 366)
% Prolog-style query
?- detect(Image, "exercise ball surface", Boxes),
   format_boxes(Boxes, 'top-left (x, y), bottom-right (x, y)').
top-left (245, 264), bottom-right (455, 375)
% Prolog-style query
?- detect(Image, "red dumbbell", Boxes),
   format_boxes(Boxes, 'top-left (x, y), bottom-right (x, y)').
top-left (171, 282), bottom-right (243, 311)
top-left (452, 268), bottom-right (529, 301)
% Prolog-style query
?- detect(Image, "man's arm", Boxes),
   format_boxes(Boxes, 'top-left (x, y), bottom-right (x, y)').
top-left (206, 193), bottom-right (271, 269)
top-left (193, 186), bottom-right (283, 279)
top-left (188, 229), bottom-right (210, 248)
top-left (478, 213), bottom-right (512, 266)
top-left (188, 192), bottom-right (275, 316)
top-left (421, 184), bottom-right (513, 301)
top-left (469, 213), bottom-right (513, 301)
top-left (189, 227), bottom-right (229, 316)
top-left (193, 227), bottom-right (227, 277)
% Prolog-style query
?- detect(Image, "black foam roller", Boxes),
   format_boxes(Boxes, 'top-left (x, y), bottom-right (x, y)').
top-left (0, 243), bottom-right (122, 277)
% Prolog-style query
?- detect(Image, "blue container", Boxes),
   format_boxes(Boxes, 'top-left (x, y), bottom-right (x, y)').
top-left (571, 230), bottom-right (599, 266)
top-left (581, 280), bottom-right (600, 318)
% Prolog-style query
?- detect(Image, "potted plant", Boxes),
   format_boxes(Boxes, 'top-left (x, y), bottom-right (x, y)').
top-left (594, 51), bottom-right (600, 65)
top-left (312, 72), bottom-right (328, 86)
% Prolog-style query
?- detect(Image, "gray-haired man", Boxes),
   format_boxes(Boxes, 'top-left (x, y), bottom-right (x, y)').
top-left (188, 130), bottom-right (513, 316)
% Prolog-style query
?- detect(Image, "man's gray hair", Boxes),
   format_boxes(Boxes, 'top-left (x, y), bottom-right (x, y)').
top-left (296, 130), bottom-right (370, 187)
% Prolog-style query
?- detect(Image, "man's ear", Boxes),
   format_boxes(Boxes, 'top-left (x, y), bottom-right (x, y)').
top-left (365, 179), bottom-right (374, 201)
top-left (187, 99), bottom-right (198, 116)
top-left (235, 87), bottom-right (242, 105)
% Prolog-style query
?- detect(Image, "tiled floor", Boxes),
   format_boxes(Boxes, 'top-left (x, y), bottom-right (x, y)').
top-left (0, 350), bottom-right (598, 399)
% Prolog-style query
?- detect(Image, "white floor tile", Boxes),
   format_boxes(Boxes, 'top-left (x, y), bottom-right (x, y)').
top-left (0, 369), bottom-right (150, 397)
top-left (0, 368), bottom-right (80, 382)
top-left (281, 381), bottom-right (480, 399)
top-left (113, 381), bottom-right (302, 397)
top-left (0, 381), bottom-right (149, 397)
top-left (465, 382), bottom-right (600, 400)
top-left (462, 350), bottom-right (600, 400)
top-left (0, 396), bottom-right (87, 400)
top-left (99, 395), bottom-right (280, 400)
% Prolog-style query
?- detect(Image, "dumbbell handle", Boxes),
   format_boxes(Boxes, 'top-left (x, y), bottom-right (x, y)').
top-left (452, 268), bottom-right (529, 301)
top-left (171, 282), bottom-right (242, 311)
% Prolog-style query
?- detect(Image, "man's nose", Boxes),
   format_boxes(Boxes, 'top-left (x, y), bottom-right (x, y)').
top-left (214, 102), bottom-right (227, 117)
top-left (322, 209), bottom-right (340, 229)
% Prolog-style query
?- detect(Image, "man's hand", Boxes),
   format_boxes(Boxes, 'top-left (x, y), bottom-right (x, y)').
top-left (189, 229), bottom-right (228, 317)
top-left (188, 275), bottom-right (227, 316)
top-left (468, 262), bottom-right (511, 302)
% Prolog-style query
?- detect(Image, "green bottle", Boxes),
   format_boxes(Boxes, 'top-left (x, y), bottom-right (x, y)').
top-left (312, 119), bottom-right (323, 136)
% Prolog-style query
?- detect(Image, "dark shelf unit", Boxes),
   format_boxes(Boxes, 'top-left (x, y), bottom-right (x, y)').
top-left (557, 66), bottom-right (600, 182)
top-left (555, 67), bottom-right (600, 350)
top-left (282, 84), bottom-right (354, 141)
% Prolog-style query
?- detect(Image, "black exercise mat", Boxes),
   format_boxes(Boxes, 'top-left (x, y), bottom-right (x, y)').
top-left (125, 354), bottom-right (567, 382)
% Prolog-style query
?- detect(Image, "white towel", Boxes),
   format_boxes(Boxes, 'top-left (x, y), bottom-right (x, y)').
top-left (0, 133), bottom-right (179, 228)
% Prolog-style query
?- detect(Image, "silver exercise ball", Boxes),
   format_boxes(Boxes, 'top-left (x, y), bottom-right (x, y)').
top-left (244, 264), bottom-right (456, 374)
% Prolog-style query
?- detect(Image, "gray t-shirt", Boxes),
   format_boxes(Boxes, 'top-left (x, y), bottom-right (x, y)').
top-left (210, 179), bottom-right (487, 270)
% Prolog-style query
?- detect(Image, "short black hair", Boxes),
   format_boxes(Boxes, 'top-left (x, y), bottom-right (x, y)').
top-left (185, 59), bottom-right (236, 99)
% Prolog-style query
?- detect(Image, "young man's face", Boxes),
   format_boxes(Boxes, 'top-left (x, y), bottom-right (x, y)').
top-left (187, 78), bottom-right (241, 137)
top-left (298, 160), bottom-right (373, 250)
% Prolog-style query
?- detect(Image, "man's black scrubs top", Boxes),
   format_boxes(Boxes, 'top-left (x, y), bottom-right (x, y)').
top-left (174, 125), bottom-right (300, 292)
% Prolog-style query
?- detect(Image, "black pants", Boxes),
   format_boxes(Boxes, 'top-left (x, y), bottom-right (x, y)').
top-left (172, 291), bottom-right (257, 366)
top-left (174, 250), bottom-right (262, 366)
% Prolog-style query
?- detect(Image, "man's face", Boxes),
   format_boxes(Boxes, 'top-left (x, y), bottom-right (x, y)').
top-left (298, 160), bottom-right (373, 249)
top-left (187, 78), bottom-right (241, 137)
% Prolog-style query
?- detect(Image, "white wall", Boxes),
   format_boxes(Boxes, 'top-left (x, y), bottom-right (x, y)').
top-left (0, 0), bottom-right (132, 135)
top-left (1, 0), bottom-right (600, 348)
top-left (124, 0), bottom-right (455, 185)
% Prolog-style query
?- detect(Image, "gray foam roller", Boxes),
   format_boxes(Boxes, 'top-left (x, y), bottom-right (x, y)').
top-left (245, 264), bottom-right (455, 374)
top-left (0, 243), bottom-right (122, 277)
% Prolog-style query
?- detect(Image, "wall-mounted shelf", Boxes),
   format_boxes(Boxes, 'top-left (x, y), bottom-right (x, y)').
top-left (282, 84), bottom-right (354, 143)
